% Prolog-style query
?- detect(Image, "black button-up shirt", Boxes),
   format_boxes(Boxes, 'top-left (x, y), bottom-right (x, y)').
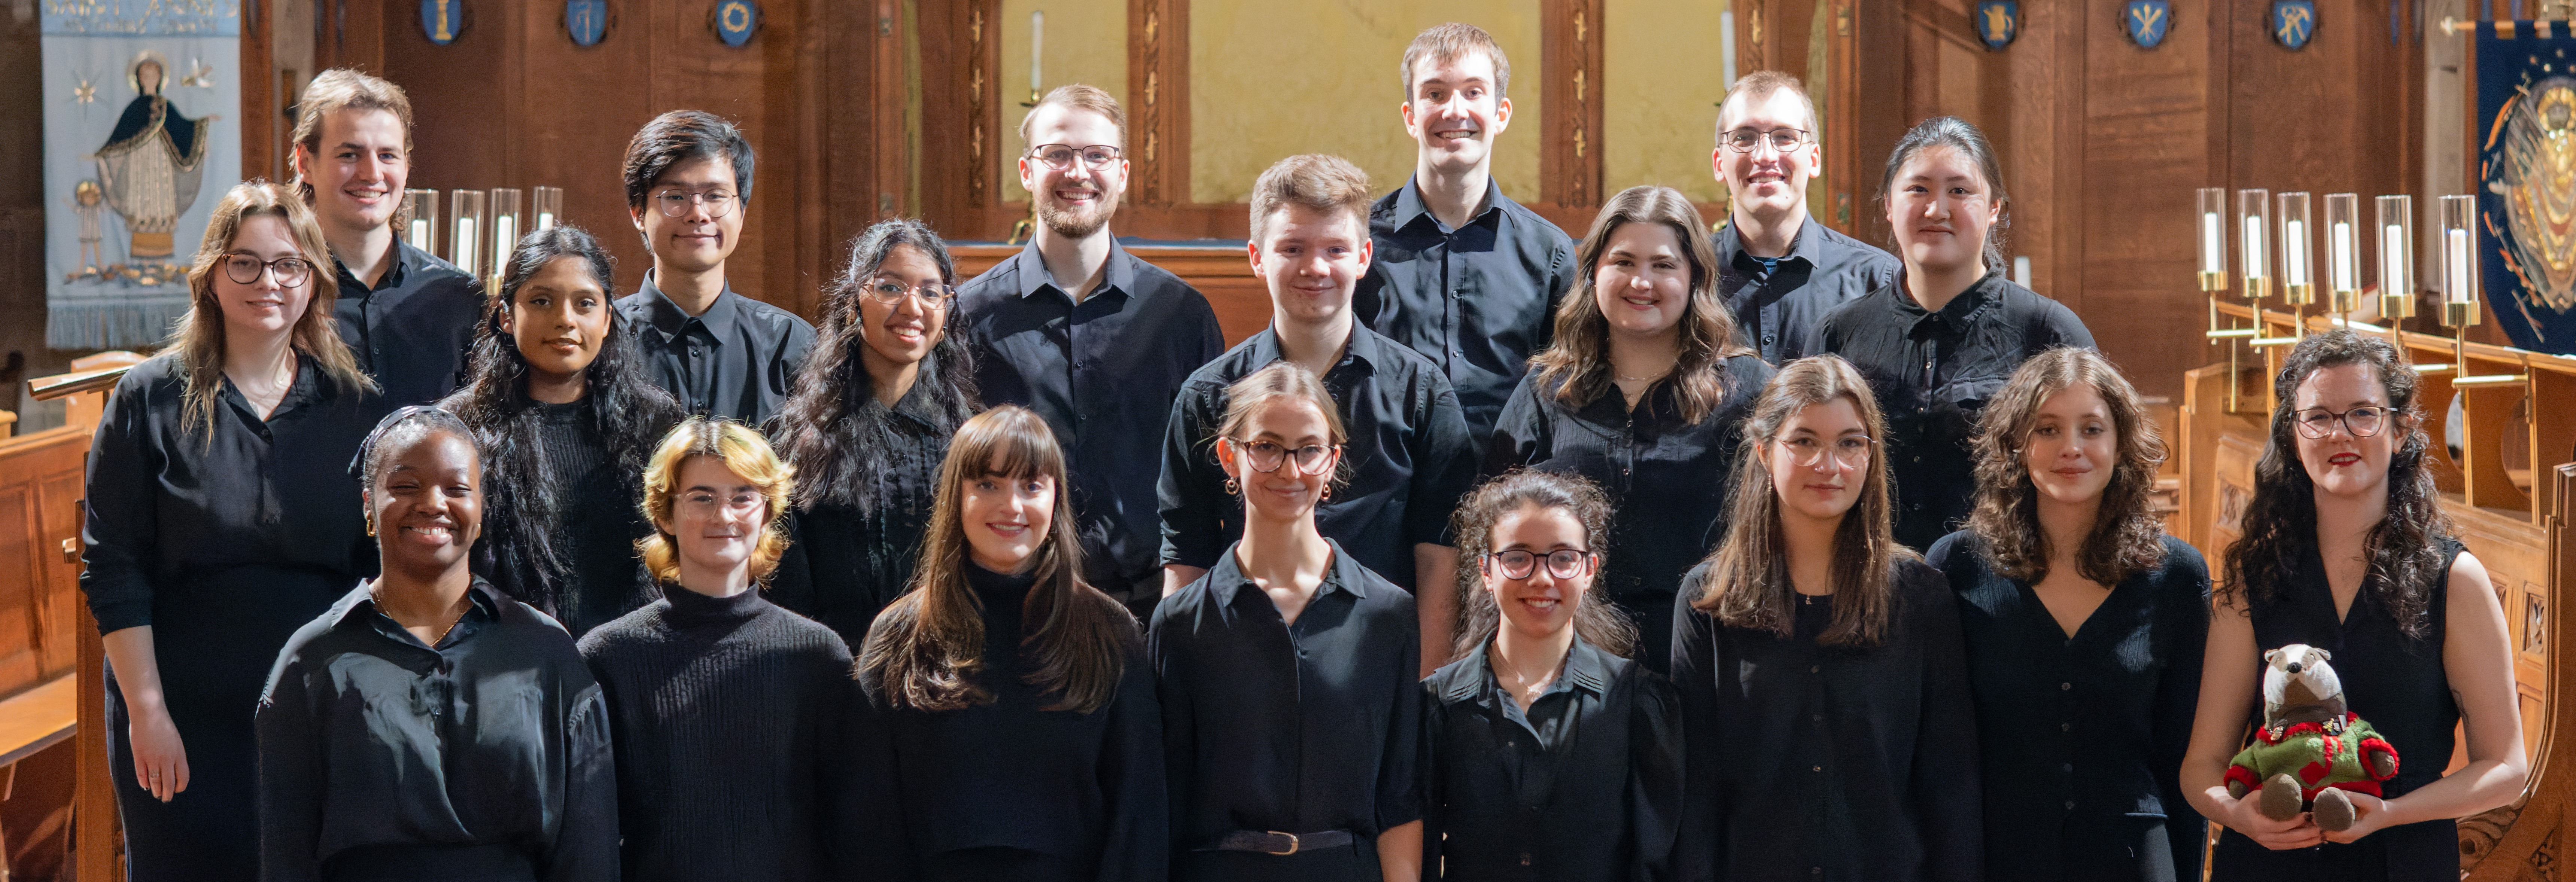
top-left (1667, 559), bottom-right (1983, 882)
top-left (1150, 541), bottom-right (1422, 854)
top-left (616, 274), bottom-right (816, 425)
top-left (1813, 270), bottom-right (2096, 550)
top-left (1157, 326), bottom-right (1477, 589)
top-left (1483, 355), bottom-right (1776, 670)
top-left (1359, 177), bottom-right (1576, 440)
top-left (959, 240), bottom-right (1226, 595)
top-left (1420, 636), bottom-right (1683, 882)
top-left (1710, 217), bottom-right (1900, 364)
top-left (256, 580), bottom-right (619, 882)
top-left (333, 239), bottom-right (485, 415)
top-left (1928, 531), bottom-right (2209, 881)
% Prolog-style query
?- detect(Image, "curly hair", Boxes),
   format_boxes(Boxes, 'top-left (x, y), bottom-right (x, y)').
top-left (1527, 185), bottom-right (1754, 425)
top-left (774, 219), bottom-right (979, 512)
top-left (1448, 469), bottom-right (1637, 662)
top-left (1965, 347), bottom-right (2170, 585)
top-left (2220, 329), bottom-right (2453, 637)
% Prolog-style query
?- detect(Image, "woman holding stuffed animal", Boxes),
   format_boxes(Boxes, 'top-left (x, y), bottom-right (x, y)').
top-left (1668, 355), bottom-right (1981, 881)
top-left (1926, 347), bottom-right (2208, 882)
top-left (2181, 329), bottom-right (2525, 878)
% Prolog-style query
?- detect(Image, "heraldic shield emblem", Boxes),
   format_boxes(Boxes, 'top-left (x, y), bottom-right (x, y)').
top-left (713, 0), bottom-right (760, 47)
top-left (420, 0), bottom-right (464, 45)
top-left (1975, 1), bottom-right (2019, 50)
top-left (566, 0), bottom-right (606, 47)
top-left (2126, 0), bottom-right (2172, 48)
top-left (2273, 0), bottom-right (2317, 49)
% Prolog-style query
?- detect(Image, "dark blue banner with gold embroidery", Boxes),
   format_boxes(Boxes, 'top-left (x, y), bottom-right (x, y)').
top-left (2475, 21), bottom-right (2576, 354)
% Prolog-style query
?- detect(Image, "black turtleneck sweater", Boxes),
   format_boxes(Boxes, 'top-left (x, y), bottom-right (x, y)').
top-left (575, 585), bottom-right (858, 882)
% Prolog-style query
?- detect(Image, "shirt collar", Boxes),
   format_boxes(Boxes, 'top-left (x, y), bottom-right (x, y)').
top-left (1440, 633), bottom-right (1613, 705)
top-left (1393, 174), bottom-right (1508, 235)
top-left (1896, 266), bottom-right (2008, 329)
top-left (1716, 213), bottom-right (1823, 271)
top-left (1207, 538), bottom-right (1371, 608)
top-left (330, 578), bottom-right (507, 638)
top-left (1011, 237), bottom-right (1137, 303)
top-left (331, 239), bottom-right (422, 296)
top-left (1244, 324), bottom-right (1386, 381)
top-left (636, 271), bottom-right (740, 342)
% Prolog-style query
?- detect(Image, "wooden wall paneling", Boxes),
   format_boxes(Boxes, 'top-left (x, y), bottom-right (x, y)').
top-left (1849, 0), bottom-right (1908, 249)
top-left (821, 0), bottom-right (906, 264)
top-left (34, 465), bottom-right (78, 678)
top-left (312, 0), bottom-right (387, 76)
top-left (2077, 0), bottom-right (2216, 403)
top-left (785, 0), bottom-right (828, 316)
top-left (512, 0), bottom-right (656, 296)
top-left (0, 484), bottom-right (38, 690)
top-left (916, 0), bottom-right (1000, 240)
top-left (1125, 0), bottom-right (1188, 210)
top-left (244, 0), bottom-right (277, 182)
top-left (1539, 0), bottom-right (1606, 209)
top-left (380, 0), bottom-right (513, 255)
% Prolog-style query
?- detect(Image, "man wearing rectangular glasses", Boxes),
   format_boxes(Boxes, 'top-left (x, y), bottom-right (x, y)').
top-left (1711, 71), bottom-right (1898, 364)
top-left (615, 109), bottom-right (816, 424)
top-left (956, 85), bottom-right (1226, 617)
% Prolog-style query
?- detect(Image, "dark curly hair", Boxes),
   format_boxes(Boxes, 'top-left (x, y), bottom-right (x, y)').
top-left (773, 219), bottom-right (979, 512)
top-left (442, 225), bottom-right (684, 619)
top-left (1966, 347), bottom-right (2170, 585)
top-left (1448, 469), bottom-right (1637, 662)
top-left (2220, 329), bottom-right (2452, 636)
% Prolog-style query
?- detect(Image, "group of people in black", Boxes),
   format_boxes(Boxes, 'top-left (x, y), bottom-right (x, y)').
top-left (76, 22), bottom-right (2527, 882)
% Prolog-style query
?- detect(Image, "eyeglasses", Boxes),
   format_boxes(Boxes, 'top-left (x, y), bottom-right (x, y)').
top-left (1774, 434), bottom-right (1872, 468)
top-left (1229, 439), bottom-right (1339, 476)
top-left (1027, 144), bottom-right (1124, 171)
top-left (1722, 127), bottom-right (1812, 153)
top-left (221, 255), bottom-right (314, 287)
top-left (860, 279), bottom-right (956, 310)
top-left (652, 189), bottom-right (739, 219)
top-left (1484, 548), bottom-right (1596, 581)
top-left (678, 489), bottom-right (764, 515)
top-left (2291, 405), bottom-right (2390, 439)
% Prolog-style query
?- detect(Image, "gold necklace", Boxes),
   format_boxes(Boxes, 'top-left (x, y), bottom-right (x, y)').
top-left (372, 585), bottom-right (469, 647)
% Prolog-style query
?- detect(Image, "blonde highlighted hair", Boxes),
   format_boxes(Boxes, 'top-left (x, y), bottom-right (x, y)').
top-left (289, 69), bottom-right (414, 206)
top-left (172, 180), bottom-right (374, 443)
top-left (636, 418), bottom-right (795, 585)
top-left (1248, 154), bottom-right (1372, 246)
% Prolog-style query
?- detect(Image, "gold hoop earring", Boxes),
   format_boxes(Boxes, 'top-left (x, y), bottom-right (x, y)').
top-left (1224, 477), bottom-right (1241, 496)
top-left (1321, 485), bottom-right (1332, 500)
top-left (365, 515), bottom-right (375, 537)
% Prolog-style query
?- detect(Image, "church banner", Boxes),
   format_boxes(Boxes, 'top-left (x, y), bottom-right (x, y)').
top-left (42, 0), bottom-right (243, 350)
top-left (2475, 20), bottom-right (2576, 354)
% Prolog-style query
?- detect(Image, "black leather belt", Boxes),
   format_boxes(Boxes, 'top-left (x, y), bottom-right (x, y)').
top-left (1211, 829), bottom-right (1355, 855)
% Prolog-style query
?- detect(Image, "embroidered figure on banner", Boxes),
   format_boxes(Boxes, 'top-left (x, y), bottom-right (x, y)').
top-left (2479, 36), bottom-right (2576, 350)
top-left (92, 50), bottom-right (209, 277)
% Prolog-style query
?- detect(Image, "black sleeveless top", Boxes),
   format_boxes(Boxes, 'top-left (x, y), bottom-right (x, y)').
top-left (2212, 537), bottom-right (2466, 881)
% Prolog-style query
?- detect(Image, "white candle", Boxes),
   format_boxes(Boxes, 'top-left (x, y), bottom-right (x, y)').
top-left (536, 211), bottom-right (556, 231)
top-left (2446, 228), bottom-right (2472, 304)
top-left (2283, 219), bottom-right (2310, 286)
top-left (2330, 221), bottom-right (2355, 291)
top-left (455, 217), bottom-right (478, 279)
top-left (2202, 213), bottom-right (2223, 274)
top-left (408, 218), bottom-right (431, 250)
top-left (2242, 215), bottom-right (2267, 278)
top-left (493, 216), bottom-right (517, 263)
top-left (2381, 224), bottom-right (2406, 293)
top-left (1030, 10), bottom-right (1044, 95)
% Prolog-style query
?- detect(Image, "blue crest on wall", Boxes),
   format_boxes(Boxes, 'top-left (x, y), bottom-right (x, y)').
top-left (565, 0), bottom-right (606, 47)
top-left (2273, 0), bottom-right (2317, 49)
top-left (419, 0), bottom-right (464, 45)
top-left (1974, 1), bottom-right (2020, 50)
top-left (712, 0), bottom-right (759, 48)
top-left (2125, 0), bottom-right (2172, 48)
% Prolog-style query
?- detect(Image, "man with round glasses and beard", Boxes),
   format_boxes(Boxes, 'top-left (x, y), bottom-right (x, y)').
top-left (956, 84), bottom-right (1226, 619)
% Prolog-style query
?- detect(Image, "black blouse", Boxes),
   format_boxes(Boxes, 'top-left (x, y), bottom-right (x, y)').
top-left (854, 563), bottom-right (1167, 882)
top-left (1420, 636), bottom-right (1683, 882)
top-left (2214, 539), bottom-right (2468, 881)
top-left (453, 395), bottom-right (668, 639)
top-left (770, 400), bottom-right (952, 648)
top-left (1482, 355), bottom-right (1776, 671)
top-left (1149, 541), bottom-right (1423, 855)
top-left (1667, 558), bottom-right (1983, 882)
top-left (1928, 531), bottom-right (2209, 882)
top-left (255, 581), bottom-right (618, 882)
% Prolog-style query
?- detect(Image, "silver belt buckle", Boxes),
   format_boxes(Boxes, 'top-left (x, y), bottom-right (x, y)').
top-left (1265, 831), bottom-right (1300, 855)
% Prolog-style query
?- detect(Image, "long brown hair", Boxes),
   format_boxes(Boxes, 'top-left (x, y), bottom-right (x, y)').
top-left (858, 406), bottom-right (1135, 714)
top-left (1527, 185), bottom-right (1751, 424)
top-left (1967, 347), bottom-right (2171, 585)
top-left (1449, 469), bottom-right (1636, 662)
top-left (1691, 355), bottom-right (1904, 647)
top-left (171, 180), bottom-right (374, 442)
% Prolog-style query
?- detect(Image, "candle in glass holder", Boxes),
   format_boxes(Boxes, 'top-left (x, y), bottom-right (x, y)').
top-left (403, 189), bottom-right (439, 252)
top-left (449, 189), bottom-right (488, 280)
top-left (2376, 195), bottom-right (2414, 318)
top-left (533, 186), bottom-right (563, 232)
top-left (2325, 193), bottom-right (2359, 300)
top-left (2439, 194), bottom-right (2476, 308)
top-left (2196, 187), bottom-right (2227, 291)
top-left (2277, 192), bottom-right (2313, 306)
top-left (2237, 189), bottom-right (2271, 298)
top-left (489, 188), bottom-right (524, 273)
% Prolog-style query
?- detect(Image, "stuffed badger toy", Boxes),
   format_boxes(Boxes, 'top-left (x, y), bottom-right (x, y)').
top-left (2223, 643), bottom-right (2400, 831)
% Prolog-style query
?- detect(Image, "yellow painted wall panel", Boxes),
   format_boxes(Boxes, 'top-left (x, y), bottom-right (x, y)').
top-left (1603, 0), bottom-right (1728, 204)
top-left (999, 0), bottom-right (1129, 197)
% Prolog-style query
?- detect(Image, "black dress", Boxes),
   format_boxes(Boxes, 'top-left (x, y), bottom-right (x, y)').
top-left (769, 396), bottom-right (952, 648)
top-left (577, 586), bottom-right (856, 882)
top-left (854, 563), bottom-right (1167, 882)
top-left (80, 354), bottom-right (375, 882)
top-left (255, 580), bottom-right (618, 882)
top-left (1420, 635), bottom-right (1683, 882)
top-left (1482, 355), bottom-right (1775, 671)
top-left (2212, 539), bottom-right (2468, 880)
top-left (1928, 531), bottom-right (2210, 882)
top-left (1666, 557), bottom-right (1983, 882)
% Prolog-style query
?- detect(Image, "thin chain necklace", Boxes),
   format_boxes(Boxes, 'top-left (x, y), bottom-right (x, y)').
top-left (372, 584), bottom-right (469, 647)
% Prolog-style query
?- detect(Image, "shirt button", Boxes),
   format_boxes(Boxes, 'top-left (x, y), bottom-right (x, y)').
top-left (2061, 722), bottom-right (2073, 732)
top-left (1811, 714), bottom-right (1823, 723)
top-left (1811, 765), bottom-right (1822, 773)
top-left (2061, 763), bottom-right (2074, 773)
top-left (2061, 682), bottom-right (2073, 691)
top-left (688, 347), bottom-right (702, 357)
top-left (1519, 853), bottom-right (1532, 866)
top-left (1809, 665), bottom-right (1820, 673)
top-left (2064, 800), bottom-right (2077, 811)
top-left (1811, 868), bottom-right (1823, 877)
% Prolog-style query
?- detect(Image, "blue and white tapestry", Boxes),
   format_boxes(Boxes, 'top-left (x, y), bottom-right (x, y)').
top-left (42, 0), bottom-right (243, 351)
top-left (2475, 20), bottom-right (2576, 354)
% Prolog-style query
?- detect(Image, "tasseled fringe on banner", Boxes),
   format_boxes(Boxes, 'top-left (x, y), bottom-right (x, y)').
top-left (45, 296), bottom-right (189, 351)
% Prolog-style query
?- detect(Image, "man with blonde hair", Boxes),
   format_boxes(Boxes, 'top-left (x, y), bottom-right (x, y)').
top-left (1159, 154), bottom-right (1474, 678)
top-left (291, 68), bottom-right (481, 411)
top-left (1359, 22), bottom-right (1575, 442)
top-left (958, 84), bottom-right (1224, 615)
top-left (1709, 70), bottom-right (1897, 363)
